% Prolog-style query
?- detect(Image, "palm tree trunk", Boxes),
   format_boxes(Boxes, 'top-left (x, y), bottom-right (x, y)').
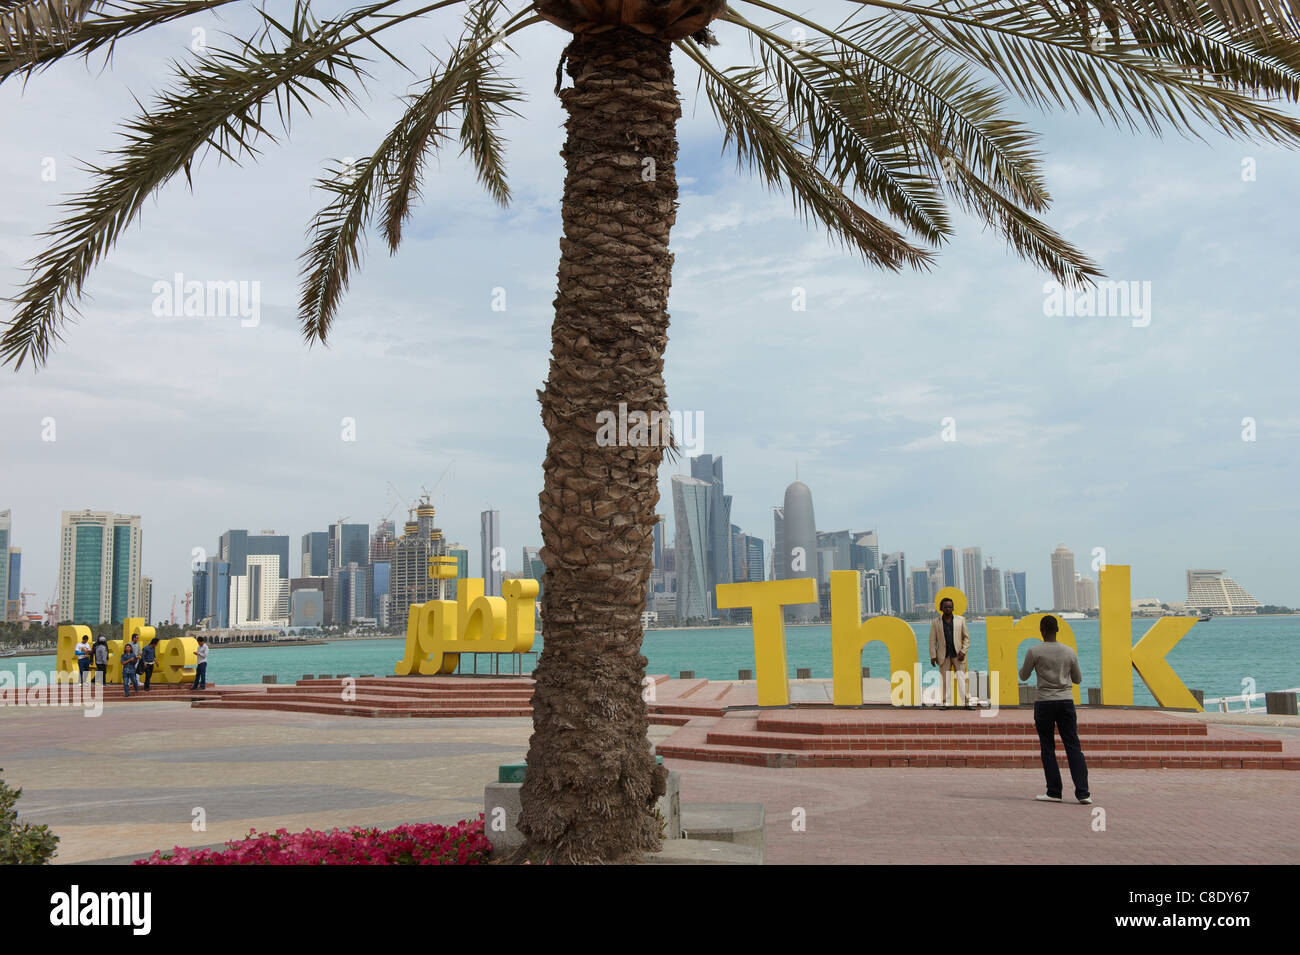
top-left (515, 26), bottom-right (679, 864)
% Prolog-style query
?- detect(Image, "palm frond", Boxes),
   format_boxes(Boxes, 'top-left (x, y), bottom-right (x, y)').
top-left (723, 6), bottom-right (1100, 284)
top-left (738, 15), bottom-right (954, 244)
top-left (828, 0), bottom-right (1300, 143)
top-left (679, 37), bottom-right (935, 271)
top-left (381, 0), bottom-right (525, 249)
top-left (1, 0), bottom-right (463, 370)
top-left (301, 1), bottom-right (532, 343)
top-left (0, 0), bottom-right (243, 85)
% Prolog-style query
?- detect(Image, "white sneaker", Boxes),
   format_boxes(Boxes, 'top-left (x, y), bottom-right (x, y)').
top-left (1035, 794), bottom-right (1063, 803)
top-left (1077, 796), bottom-right (1093, 805)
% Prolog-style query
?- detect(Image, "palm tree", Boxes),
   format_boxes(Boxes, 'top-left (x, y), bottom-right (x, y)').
top-left (3, 0), bottom-right (1299, 862)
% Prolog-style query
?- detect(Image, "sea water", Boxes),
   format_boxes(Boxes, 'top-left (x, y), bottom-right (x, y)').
top-left (2, 615), bottom-right (1295, 707)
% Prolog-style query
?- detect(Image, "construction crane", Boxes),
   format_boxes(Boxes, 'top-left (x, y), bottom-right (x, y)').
top-left (170, 594), bottom-right (177, 626)
top-left (44, 596), bottom-right (58, 625)
top-left (19, 590), bottom-right (37, 616)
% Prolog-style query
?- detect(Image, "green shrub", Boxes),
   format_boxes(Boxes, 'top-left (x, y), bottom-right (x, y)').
top-left (0, 768), bottom-right (59, 865)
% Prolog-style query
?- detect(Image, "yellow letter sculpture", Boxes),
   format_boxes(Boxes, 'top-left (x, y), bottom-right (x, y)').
top-left (986, 614), bottom-right (1079, 706)
top-left (715, 578), bottom-right (817, 707)
top-left (394, 577), bottom-right (538, 676)
top-left (829, 571), bottom-right (918, 706)
top-left (1100, 565), bottom-right (1200, 709)
top-left (56, 625), bottom-right (92, 682)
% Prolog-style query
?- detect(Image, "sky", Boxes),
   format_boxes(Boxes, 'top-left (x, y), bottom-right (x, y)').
top-left (1, 0), bottom-right (1297, 618)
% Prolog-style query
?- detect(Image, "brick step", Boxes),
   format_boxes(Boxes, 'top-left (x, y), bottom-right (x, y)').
top-left (705, 730), bottom-right (1282, 753)
top-left (648, 714), bottom-right (693, 727)
top-left (756, 717), bottom-right (1209, 737)
top-left (334, 678), bottom-right (534, 690)
top-left (647, 704), bottom-right (728, 717)
top-left (224, 692), bottom-right (533, 710)
top-left (304, 686), bottom-right (536, 699)
top-left (192, 698), bottom-right (532, 718)
top-left (269, 688), bottom-right (531, 703)
top-left (656, 743), bottom-right (1300, 771)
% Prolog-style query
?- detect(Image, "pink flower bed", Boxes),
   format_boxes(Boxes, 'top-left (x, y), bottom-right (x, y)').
top-left (136, 816), bottom-right (492, 865)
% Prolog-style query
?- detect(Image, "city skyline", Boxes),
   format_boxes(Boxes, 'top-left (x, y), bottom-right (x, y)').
top-left (0, 475), bottom-right (1286, 625)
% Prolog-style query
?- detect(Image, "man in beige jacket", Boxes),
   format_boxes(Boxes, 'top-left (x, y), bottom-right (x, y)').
top-left (928, 596), bottom-right (971, 708)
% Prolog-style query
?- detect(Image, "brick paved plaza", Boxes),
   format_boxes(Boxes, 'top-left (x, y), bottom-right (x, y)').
top-left (2, 690), bottom-right (1297, 864)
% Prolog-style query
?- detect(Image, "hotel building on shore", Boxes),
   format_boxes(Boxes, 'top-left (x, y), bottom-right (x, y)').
top-left (1185, 569), bottom-right (1261, 615)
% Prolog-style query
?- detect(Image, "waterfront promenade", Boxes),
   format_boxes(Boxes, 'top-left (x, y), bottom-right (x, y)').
top-left (3, 683), bottom-right (1298, 864)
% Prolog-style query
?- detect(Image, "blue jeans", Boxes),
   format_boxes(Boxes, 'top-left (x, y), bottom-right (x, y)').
top-left (1034, 699), bottom-right (1089, 799)
top-left (123, 666), bottom-right (139, 696)
top-left (77, 659), bottom-right (90, 684)
top-left (192, 661), bottom-right (207, 690)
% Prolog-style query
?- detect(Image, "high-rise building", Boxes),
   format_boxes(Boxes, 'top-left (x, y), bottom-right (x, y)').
top-left (192, 565), bottom-right (209, 625)
top-left (203, 558), bottom-right (231, 628)
top-left (1051, 545), bottom-right (1077, 611)
top-left (1004, 571), bottom-right (1027, 614)
top-left (1185, 569), bottom-right (1260, 615)
top-left (58, 510), bottom-right (143, 625)
top-left (925, 560), bottom-right (941, 605)
top-left (219, 529), bottom-right (289, 581)
top-left (690, 455), bottom-right (733, 608)
top-left (291, 590), bottom-right (325, 628)
top-left (780, 480), bottom-right (818, 623)
top-left (671, 475), bottom-right (711, 621)
top-left (910, 567), bottom-right (931, 611)
top-left (772, 506), bottom-right (785, 580)
top-left (232, 554), bottom-right (289, 625)
top-left (961, 547), bottom-right (985, 615)
top-left (940, 546), bottom-right (959, 589)
top-left (391, 508), bottom-right (448, 627)
top-left (522, 546), bottom-right (545, 587)
top-left (652, 515), bottom-right (666, 570)
top-left (1074, 573), bottom-right (1097, 612)
top-left (882, 552), bottom-right (908, 615)
top-left (447, 544), bottom-right (469, 599)
top-left (140, 576), bottom-right (153, 624)
top-left (852, 530), bottom-right (879, 572)
top-left (301, 531), bottom-right (329, 577)
top-left (480, 510), bottom-right (502, 597)
top-left (983, 560), bottom-right (1003, 613)
top-left (329, 523), bottom-right (369, 575)
top-left (370, 520), bottom-right (396, 563)
top-left (330, 562), bottom-right (370, 627)
top-left (0, 511), bottom-right (9, 621)
top-left (6, 546), bottom-right (20, 623)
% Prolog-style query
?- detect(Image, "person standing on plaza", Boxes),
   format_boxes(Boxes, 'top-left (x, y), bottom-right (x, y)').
top-left (75, 634), bottom-right (92, 684)
top-left (92, 636), bottom-right (109, 687)
top-left (1019, 614), bottom-right (1091, 804)
top-left (140, 636), bottom-right (159, 692)
top-left (191, 636), bottom-right (208, 691)
top-left (928, 596), bottom-right (971, 708)
top-left (121, 639), bottom-right (139, 698)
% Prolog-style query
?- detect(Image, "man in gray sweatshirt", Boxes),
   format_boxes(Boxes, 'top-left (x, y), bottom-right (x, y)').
top-left (1019, 614), bottom-right (1091, 804)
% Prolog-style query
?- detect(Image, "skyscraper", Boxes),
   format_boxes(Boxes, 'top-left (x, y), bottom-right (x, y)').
top-left (58, 510), bottom-right (143, 625)
top-left (882, 551), bottom-right (908, 615)
top-left (780, 480), bottom-right (818, 623)
top-left (1074, 573), bottom-right (1097, 612)
top-left (1051, 545), bottom-right (1077, 611)
top-left (522, 546), bottom-right (545, 600)
top-left (772, 506), bottom-right (785, 580)
top-left (690, 454), bottom-right (733, 606)
top-left (5, 546), bottom-right (19, 623)
top-left (940, 545), bottom-right (959, 589)
top-left (391, 509), bottom-right (447, 626)
top-left (983, 560), bottom-right (1003, 613)
top-left (853, 530), bottom-right (880, 572)
top-left (1004, 571), bottom-right (1028, 614)
top-left (220, 529), bottom-right (290, 581)
top-left (0, 510), bottom-right (10, 622)
top-left (652, 515), bottom-right (665, 570)
top-left (671, 475), bottom-right (711, 621)
top-left (192, 564), bottom-right (209, 625)
top-left (925, 560), bottom-right (941, 605)
top-left (910, 567), bottom-right (931, 611)
top-left (961, 547), bottom-right (985, 615)
top-left (329, 523), bottom-right (369, 575)
top-left (480, 510), bottom-right (502, 597)
top-left (140, 576), bottom-right (153, 625)
top-left (370, 520), bottom-right (396, 562)
top-left (204, 558), bottom-right (231, 628)
top-left (301, 531), bottom-right (329, 577)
